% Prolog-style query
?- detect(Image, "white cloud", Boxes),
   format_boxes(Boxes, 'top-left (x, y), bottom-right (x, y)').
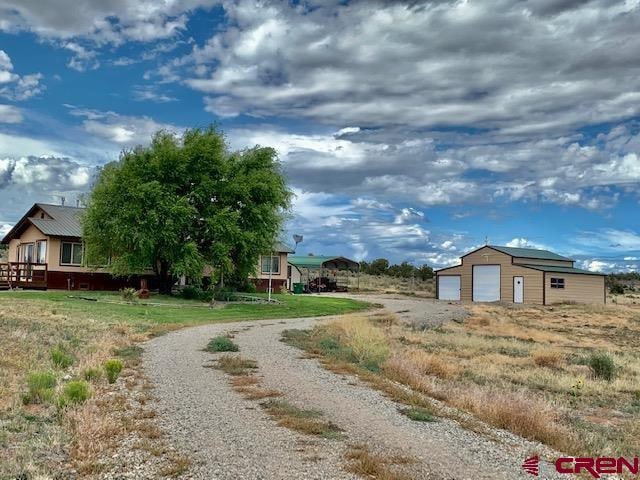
top-left (0, 104), bottom-right (22, 123)
top-left (0, 49), bottom-right (43, 100)
top-left (132, 85), bottom-right (178, 103)
top-left (66, 105), bottom-right (182, 147)
top-left (580, 260), bottom-right (617, 273)
top-left (63, 42), bottom-right (99, 71)
top-left (505, 238), bottom-right (547, 249)
top-left (0, 0), bottom-right (217, 44)
top-left (169, 0), bottom-right (640, 134)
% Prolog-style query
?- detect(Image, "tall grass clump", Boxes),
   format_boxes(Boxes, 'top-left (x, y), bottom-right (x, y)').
top-left (23, 371), bottom-right (57, 404)
top-left (206, 336), bottom-right (239, 352)
top-left (51, 345), bottom-right (74, 369)
top-left (104, 359), bottom-right (124, 384)
top-left (337, 317), bottom-right (390, 371)
top-left (59, 381), bottom-right (91, 407)
top-left (588, 352), bottom-right (616, 381)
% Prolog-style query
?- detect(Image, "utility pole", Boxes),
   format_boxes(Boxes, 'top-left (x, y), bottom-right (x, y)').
top-left (267, 248), bottom-right (274, 302)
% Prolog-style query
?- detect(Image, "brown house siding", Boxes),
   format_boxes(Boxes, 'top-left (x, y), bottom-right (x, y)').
top-left (544, 273), bottom-right (605, 305)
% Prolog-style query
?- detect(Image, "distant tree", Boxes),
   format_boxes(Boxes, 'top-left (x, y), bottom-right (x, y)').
top-left (368, 258), bottom-right (390, 276)
top-left (417, 264), bottom-right (434, 280)
top-left (83, 126), bottom-right (291, 294)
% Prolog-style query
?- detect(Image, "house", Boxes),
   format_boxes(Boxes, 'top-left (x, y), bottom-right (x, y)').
top-left (435, 245), bottom-right (606, 305)
top-left (0, 203), bottom-right (153, 290)
top-left (1, 203), bottom-right (294, 292)
top-left (253, 243), bottom-right (294, 292)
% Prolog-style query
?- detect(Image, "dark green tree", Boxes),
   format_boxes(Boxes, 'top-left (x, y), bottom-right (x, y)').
top-left (368, 258), bottom-right (390, 276)
top-left (82, 127), bottom-right (291, 294)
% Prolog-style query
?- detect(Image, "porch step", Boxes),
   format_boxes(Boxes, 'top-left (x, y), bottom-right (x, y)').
top-left (0, 282), bottom-right (10, 290)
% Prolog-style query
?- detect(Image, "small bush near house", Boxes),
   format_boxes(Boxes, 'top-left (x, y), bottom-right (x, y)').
top-left (24, 371), bottom-right (56, 404)
top-left (206, 336), bottom-right (239, 352)
top-left (120, 287), bottom-right (138, 303)
top-left (213, 287), bottom-right (240, 302)
top-left (50, 345), bottom-right (74, 369)
top-left (180, 285), bottom-right (206, 300)
top-left (104, 359), bottom-right (124, 383)
top-left (588, 352), bottom-right (616, 381)
top-left (59, 380), bottom-right (91, 406)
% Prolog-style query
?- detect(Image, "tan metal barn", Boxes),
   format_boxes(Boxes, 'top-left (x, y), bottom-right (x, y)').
top-left (435, 245), bottom-right (606, 305)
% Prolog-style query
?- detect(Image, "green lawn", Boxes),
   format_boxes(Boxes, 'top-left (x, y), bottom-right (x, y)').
top-left (0, 290), bottom-right (371, 325)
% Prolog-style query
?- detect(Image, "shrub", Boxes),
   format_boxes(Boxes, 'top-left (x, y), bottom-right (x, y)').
top-left (50, 345), bottom-right (74, 369)
top-left (588, 352), bottom-right (616, 381)
top-left (180, 285), bottom-right (205, 300)
top-left (609, 283), bottom-right (624, 295)
top-left (24, 372), bottom-right (56, 404)
top-left (206, 336), bottom-right (239, 352)
top-left (60, 380), bottom-right (91, 406)
top-left (214, 356), bottom-right (257, 376)
top-left (400, 406), bottom-right (436, 422)
top-left (82, 367), bottom-right (102, 381)
top-left (213, 287), bottom-right (239, 302)
top-left (104, 359), bottom-right (124, 383)
top-left (120, 287), bottom-right (138, 303)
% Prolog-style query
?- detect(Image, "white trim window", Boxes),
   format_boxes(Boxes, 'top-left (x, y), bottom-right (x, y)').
top-left (261, 255), bottom-right (280, 274)
top-left (60, 242), bottom-right (83, 266)
top-left (36, 240), bottom-right (47, 264)
top-left (550, 277), bottom-right (565, 289)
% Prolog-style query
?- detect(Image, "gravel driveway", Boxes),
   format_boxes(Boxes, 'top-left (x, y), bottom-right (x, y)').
top-left (143, 295), bottom-right (559, 479)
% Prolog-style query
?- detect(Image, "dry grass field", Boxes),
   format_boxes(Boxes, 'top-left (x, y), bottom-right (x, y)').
top-left (284, 301), bottom-right (640, 458)
top-left (0, 291), bottom-right (369, 479)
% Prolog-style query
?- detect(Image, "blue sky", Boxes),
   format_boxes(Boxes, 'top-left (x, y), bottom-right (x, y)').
top-left (0, 0), bottom-right (639, 272)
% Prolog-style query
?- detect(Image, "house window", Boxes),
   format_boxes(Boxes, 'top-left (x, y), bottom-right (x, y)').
top-left (61, 242), bottom-right (83, 266)
top-left (36, 240), bottom-right (47, 264)
top-left (21, 243), bottom-right (35, 263)
top-left (261, 255), bottom-right (280, 274)
top-left (550, 277), bottom-right (565, 289)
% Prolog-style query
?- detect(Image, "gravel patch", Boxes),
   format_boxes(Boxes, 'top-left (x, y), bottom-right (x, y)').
top-left (143, 296), bottom-right (563, 479)
top-left (325, 293), bottom-right (468, 328)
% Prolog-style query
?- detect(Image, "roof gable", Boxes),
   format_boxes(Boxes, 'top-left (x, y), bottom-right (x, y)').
top-left (1, 203), bottom-right (84, 243)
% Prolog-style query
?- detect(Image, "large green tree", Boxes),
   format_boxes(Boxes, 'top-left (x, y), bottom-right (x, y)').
top-left (83, 127), bottom-right (291, 294)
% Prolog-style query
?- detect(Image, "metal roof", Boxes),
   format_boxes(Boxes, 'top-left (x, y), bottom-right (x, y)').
top-left (30, 204), bottom-right (84, 237)
top-left (1, 203), bottom-right (85, 243)
top-left (288, 255), bottom-right (359, 270)
top-left (519, 264), bottom-right (605, 276)
top-left (488, 245), bottom-right (573, 261)
top-left (273, 242), bottom-right (293, 253)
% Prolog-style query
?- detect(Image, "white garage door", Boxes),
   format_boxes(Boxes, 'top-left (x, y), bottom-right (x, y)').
top-left (473, 265), bottom-right (501, 302)
top-left (438, 276), bottom-right (460, 301)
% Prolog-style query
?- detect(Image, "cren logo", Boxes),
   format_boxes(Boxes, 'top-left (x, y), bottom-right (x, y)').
top-left (522, 455), bottom-right (539, 476)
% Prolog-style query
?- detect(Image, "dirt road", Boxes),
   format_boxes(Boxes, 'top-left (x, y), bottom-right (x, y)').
top-left (143, 294), bottom-right (558, 479)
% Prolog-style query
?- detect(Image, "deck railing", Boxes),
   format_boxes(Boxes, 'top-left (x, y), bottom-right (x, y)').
top-left (0, 262), bottom-right (48, 288)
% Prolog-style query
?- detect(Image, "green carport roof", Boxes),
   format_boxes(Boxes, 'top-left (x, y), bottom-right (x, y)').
top-left (288, 255), bottom-right (359, 270)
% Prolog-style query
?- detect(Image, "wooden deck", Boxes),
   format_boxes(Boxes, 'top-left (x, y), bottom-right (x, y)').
top-left (0, 262), bottom-right (48, 289)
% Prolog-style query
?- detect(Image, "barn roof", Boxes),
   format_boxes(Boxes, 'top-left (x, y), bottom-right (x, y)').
top-left (288, 255), bottom-right (359, 270)
top-left (519, 264), bottom-right (605, 276)
top-left (487, 245), bottom-right (573, 261)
